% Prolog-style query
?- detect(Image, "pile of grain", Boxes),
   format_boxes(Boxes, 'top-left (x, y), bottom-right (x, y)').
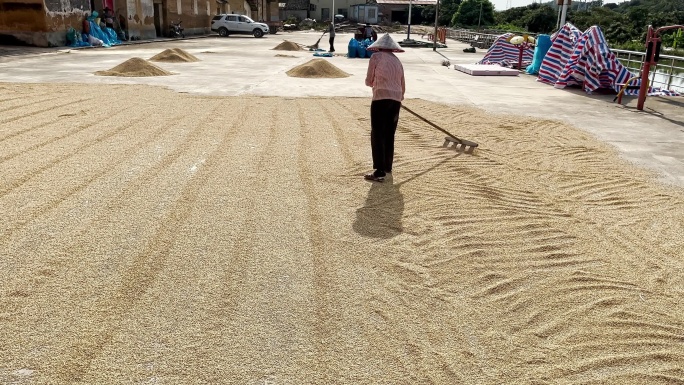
top-left (94, 57), bottom-right (175, 77)
top-left (149, 48), bottom-right (200, 62)
top-left (272, 41), bottom-right (302, 51)
top-left (286, 59), bottom-right (350, 78)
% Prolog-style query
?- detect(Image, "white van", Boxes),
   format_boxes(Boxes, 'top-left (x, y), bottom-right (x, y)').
top-left (211, 14), bottom-right (270, 38)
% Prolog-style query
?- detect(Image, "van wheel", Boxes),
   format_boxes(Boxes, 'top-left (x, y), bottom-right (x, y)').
top-left (253, 29), bottom-right (264, 38)
top-left (218, 27), bottom-right (228, 37)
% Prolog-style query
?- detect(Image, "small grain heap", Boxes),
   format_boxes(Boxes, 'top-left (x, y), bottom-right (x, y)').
top-left (272, 41), bottom-right (302, 51)
top-left (95, 57), bottom-right (175, 77)
top-left (286, 59), bottom-right (350, 79)
top-left (149, 48), bottom-right (200, 62)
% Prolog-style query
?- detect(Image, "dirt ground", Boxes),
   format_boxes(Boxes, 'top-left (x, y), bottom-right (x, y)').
top-left (1, 82), bottom-right (683, 384)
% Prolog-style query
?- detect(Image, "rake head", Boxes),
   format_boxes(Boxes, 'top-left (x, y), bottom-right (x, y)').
top-left (443, 136), bottom-right (478, 153)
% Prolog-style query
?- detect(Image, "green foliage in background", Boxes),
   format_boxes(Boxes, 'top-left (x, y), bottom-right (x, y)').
top-left (432, 0), bottom-right (684, 49)
top-left (452, 0), bottom-right (495, 27)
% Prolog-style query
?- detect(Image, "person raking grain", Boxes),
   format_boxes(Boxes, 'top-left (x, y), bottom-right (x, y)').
top-left (363, 34), bottom-right (405, 183)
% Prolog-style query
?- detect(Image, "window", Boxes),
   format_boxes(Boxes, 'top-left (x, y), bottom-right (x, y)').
top-left (368, 8), bottom-right (376, 18)
top-left (193, 0), bottom-right (198, 14)
top-left (227, 15), bottom-right (238, 21)
top-left (212, 15), bottom-right (222, 21)
top-left (239, 16), bottom-right (249, 22)
top-left (177, 0), bottom-right (182, 14)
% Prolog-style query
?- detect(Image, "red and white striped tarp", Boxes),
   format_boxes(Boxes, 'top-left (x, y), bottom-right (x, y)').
top-left (477, 33), bottom-right (534, 68)
top-left (555, 26), bottom-right (633, 93)
top-left (538, 23), bottom-right (582, 86)
top-left (537, 24), bottom-right (681, 96)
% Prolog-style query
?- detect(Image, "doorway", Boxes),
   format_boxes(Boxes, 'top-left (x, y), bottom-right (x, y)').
top-left (154, 2), bottom-right (162, 36)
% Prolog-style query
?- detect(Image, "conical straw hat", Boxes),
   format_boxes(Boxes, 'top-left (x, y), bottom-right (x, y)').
top-left (367, 33), bottom-right (405, 52)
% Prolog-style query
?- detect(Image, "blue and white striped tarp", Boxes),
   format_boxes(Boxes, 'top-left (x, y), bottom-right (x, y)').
top-left (538, 23), bottom-right (582, 86)
top-left (478, 33), bottom-right (534, 68)
top-left (555, 26), bottom-right (633, 93)
top-left (537, 24), bottom-right (681, 96)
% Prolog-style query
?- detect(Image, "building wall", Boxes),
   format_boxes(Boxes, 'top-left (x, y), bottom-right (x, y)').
top-left (308, 0), bottom-right (367, 22)
top-left (0, 0), bottom-right (51, 46)
top-left (0, 0), bottom-right (215, 46)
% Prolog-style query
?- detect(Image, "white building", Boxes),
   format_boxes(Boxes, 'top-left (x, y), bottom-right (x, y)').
top-left (308, 0), bottom-right (368, 22)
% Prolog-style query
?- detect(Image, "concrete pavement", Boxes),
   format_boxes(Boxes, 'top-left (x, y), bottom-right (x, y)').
top-left (1, 31), bottom-right (682, 186)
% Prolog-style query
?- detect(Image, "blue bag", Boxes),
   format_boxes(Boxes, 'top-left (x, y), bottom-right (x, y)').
top-left (348, 38), bottom-right (358, 58)
top-left (357, 44), bottom-right (366, 59)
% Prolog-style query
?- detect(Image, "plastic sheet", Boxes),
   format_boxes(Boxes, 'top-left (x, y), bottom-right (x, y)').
top-left (526, 34), bottom-right (551, 75)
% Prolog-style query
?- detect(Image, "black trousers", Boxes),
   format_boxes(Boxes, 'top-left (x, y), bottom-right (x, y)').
top-left (370, 99), bottom-right (401, 173)
top-left (329, 36), bottom-right (335, 52)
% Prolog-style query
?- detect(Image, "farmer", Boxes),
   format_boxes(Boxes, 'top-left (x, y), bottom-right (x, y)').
top-left (103, 7), bottom-right (115, 29)
top-left (328, 22), bottom-right (336, 52)
top-left (363, 34), bottom-right (405, 183)
top-left (364, 23), bottom-right (373, 40)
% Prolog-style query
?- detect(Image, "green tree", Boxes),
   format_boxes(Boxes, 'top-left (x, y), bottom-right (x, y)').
top-left (521, 4), bottom-right (557, 33)
top-left (416, 5), bottom-right (436, 25)
top-left (438, 0), bottom-right (462, 26)
top-left (495, 4), bottom-right (528, 28)
top-left (452, 0), bottom-right (495, 27)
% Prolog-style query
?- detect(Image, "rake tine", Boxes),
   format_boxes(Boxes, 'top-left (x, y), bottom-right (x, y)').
top-left (402, 105), bottom-right (479, 153)
top-left (444, 136), bottom-right (478, 153)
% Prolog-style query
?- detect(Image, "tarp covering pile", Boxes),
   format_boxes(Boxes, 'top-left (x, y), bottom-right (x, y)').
top-left (477, 33), bottom-right (534, 68)
top-left (538, 24), bottom-right (632, 93)
top-left (537, 23), bottom-right (583, 86)
top-left (537, 23), bottom-right (680, 96)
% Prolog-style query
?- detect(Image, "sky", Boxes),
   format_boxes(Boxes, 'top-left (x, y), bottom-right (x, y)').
top-left (490, 0), bottom-right (628, 11)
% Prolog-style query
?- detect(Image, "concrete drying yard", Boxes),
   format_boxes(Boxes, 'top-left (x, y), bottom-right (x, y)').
top-left (1, 32), bottom-right (684, 384)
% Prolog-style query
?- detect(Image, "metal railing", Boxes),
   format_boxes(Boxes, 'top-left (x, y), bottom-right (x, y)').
top-left (444, 29), bottom-right (497, 48)
top-left (444, 28), bottom-right (538, 49)
top-left (612, 48), bottom-right (684, 92)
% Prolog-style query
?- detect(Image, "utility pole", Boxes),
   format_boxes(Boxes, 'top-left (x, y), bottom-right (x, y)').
top-left (559, 0), bottom-right (568, 27)
top-left (406, 0), bottom-right (413, 41)
top-left (433, 0), bottom-right (439, 51)
top-left (477, 0), bottom-right (483, 31)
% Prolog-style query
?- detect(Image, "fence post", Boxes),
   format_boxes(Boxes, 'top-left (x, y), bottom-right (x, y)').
top-left (667, 57), bottom-right (675, 89)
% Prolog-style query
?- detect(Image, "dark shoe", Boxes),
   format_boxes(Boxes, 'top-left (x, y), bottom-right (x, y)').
top-left (364, 172), bottom-right (384, 182)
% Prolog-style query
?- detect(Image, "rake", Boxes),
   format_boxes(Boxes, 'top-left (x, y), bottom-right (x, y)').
top-left (401, 105), bottom-right (479, 153)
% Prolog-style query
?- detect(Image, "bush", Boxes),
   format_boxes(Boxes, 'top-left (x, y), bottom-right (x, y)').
top-left (490, 23), bottom-right (528, 33)
top-left (611, 40), bottom-right (646, 51)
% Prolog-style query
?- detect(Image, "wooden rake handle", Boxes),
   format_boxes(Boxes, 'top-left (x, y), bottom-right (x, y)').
top-left (401, 105), bottom-right (461, 142)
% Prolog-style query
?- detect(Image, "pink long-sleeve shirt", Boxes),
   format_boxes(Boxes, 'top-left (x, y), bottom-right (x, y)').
top-left (365, 51), bottom-right (405, 102)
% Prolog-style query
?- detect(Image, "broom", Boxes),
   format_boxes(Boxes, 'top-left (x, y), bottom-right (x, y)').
top-left (310, 31), bottom-right (327, 50)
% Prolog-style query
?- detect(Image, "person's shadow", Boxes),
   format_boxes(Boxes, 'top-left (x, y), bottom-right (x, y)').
top-left (353, 178), bottom-right (404, 239)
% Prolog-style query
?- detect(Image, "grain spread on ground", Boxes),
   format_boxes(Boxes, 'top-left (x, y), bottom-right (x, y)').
top-left (94, 57), bottom-right (175, 77)
top-left (286, 58), bottom-right (350, 78)
top-left (272, 41), bottom-right (302, 51)
top-left (275, 54), bottom-right (297, 58)
top-left (149, 48), bottom-right (200, 63)
top-left (1, 83), bottom-right (683, 384)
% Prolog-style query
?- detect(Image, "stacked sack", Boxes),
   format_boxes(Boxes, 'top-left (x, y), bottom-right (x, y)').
top-left (347, 38), bottom-right (374, 59)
